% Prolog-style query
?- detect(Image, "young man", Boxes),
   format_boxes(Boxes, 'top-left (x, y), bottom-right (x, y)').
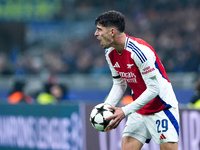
top-left (94, 10), bottom-right (179, 150)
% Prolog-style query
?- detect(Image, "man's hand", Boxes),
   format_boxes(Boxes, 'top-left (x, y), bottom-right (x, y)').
top-left (106, 106), bottom-right (125, 129)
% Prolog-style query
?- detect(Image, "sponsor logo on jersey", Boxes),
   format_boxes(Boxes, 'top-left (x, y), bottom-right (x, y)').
top-left (159, 133), bottom-right (166, 140)
top-left (119, 72), bottom-right (136, 78)
top-left (114, 62), bottom-right (120, 68)
top-left (127, 64), bottom-right (134, 69)
top-left (142, 66), bottom-right (155, 75)
top-left (118, 72), bottom-right (137, 83)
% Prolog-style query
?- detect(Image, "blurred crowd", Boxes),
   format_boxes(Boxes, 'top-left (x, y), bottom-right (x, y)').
top-left (7, 77), bottom-right (70, 105)
top-left (0, 0), bottom-right (200, 76)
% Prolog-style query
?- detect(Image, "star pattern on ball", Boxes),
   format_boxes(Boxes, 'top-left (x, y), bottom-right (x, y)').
top-left (96, 105), bottom-right (108, 116)
top-left (103, 119), bottom-right (110, 129)
top-left (90, 116), bottom-right (98, 125)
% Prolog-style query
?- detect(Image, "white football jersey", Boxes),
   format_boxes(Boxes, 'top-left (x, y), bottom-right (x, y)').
top-left (105, 35), bottom-right (178, 115)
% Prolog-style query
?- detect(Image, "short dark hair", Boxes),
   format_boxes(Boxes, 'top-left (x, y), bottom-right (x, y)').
top-left (95, 10), bottom-right (125, 33)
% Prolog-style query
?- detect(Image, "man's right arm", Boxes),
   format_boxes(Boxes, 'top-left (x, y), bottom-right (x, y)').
top-left (104, 48), bottom-right (127, 106)
top-left (105, 77), bottom-right (127, 106)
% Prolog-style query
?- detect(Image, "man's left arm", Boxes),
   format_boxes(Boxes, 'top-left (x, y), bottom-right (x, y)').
top-left (107, 76), bottom-right (159, 129)
top-left (121, 75), bottom-right (159, 116)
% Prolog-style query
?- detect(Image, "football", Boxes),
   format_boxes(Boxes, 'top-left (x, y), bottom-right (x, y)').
top-left (90, 103), bottom-right (115, 132)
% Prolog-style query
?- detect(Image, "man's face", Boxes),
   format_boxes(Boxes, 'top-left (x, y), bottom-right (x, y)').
top-left (94, 23), bottom-right (113, 49)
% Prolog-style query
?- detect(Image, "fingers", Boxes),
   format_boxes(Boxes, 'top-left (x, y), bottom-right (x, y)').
top-left (108, 106), bottom-right (115, 110)
top-left (105, 106), bottom-right (116, 120)
top-left (105, 107), bottom-right (125, 129)
top-left (105, 113), bottom-right (115, 120)
top-left (107, 116), bottom-right (121, 129)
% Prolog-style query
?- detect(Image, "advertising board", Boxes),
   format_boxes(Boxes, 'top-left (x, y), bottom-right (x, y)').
top-left (0, 103), bottom-right (82, 150)
top-left (0, 103), bottom-right (200, 150)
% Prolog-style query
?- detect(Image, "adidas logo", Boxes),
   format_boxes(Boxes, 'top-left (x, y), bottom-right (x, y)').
top-left (114, 62), bottom-right (120, 68)
top-left (159, 133), bottom-right (166, 140)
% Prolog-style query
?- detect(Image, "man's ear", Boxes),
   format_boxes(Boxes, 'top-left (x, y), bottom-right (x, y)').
top-left (110, 28), bottom-right (117, 37)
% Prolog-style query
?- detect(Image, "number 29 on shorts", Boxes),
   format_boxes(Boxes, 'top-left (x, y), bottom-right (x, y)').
top-left (156, 119), bottom-right (168, 133)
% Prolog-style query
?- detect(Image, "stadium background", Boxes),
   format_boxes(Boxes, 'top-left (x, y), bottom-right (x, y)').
top-left (0, 0), bottom-right (199, 149)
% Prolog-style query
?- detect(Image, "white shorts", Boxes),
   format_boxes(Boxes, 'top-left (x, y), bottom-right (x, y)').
top-left (122, 106), bottom-right (179, 144)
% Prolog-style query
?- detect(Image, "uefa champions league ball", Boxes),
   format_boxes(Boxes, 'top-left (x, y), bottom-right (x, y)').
top-left (90, 103), bottom-right (115, 132)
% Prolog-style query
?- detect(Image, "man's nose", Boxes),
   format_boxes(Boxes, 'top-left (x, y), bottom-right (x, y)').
top-left (94, 30), bottom-right (98, 36)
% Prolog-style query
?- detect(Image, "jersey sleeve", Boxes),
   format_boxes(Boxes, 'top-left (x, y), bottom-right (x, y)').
top-left (131, 43), bottom-right (157, 80)
top-left (105, 78), bottom-right (127, 106)
top-left (122, 76), bottom-right (159, 116)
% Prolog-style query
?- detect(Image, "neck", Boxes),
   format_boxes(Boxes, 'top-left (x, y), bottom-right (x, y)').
top-left (112, 33), bottom-right (127, 53)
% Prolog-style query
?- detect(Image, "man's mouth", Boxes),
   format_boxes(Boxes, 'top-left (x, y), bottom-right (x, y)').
top-left (97, 39), bottom-right (102, 45)
top-left (96, 37), bottom-right (103, 46)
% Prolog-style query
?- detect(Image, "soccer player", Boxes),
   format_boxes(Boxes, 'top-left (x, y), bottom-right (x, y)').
top-left (94, 10), bottom-right (179, 150)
